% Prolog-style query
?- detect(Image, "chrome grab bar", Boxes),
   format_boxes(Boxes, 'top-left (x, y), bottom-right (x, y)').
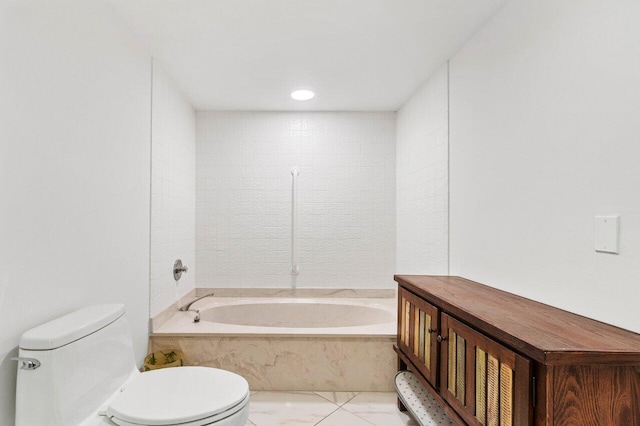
top-left (291, 168), bottom-right (300, 275)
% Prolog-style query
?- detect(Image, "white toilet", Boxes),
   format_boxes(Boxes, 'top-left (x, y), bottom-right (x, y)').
top-left (14, 304), bottom-right (250, 426)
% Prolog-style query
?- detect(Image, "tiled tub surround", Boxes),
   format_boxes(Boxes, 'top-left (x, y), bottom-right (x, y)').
top-left (396, 63), bottom-right (449, 275)
top-left (150, 62), bottom-right (197, 318)
top-left (150, 289), bottom-right (397, 391)
top-left (195, 112), bottom-right (396, 290)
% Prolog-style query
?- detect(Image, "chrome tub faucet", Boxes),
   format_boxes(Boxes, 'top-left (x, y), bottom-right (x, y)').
top-left (179, 292), bottom-right (215, 312)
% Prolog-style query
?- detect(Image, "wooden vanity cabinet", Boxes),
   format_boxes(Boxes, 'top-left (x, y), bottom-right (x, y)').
top-left (395, 275), bottom-right (640, 426)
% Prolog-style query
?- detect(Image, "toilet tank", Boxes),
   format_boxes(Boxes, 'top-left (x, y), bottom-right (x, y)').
top-left (15, 304), bottom-right (139, 426)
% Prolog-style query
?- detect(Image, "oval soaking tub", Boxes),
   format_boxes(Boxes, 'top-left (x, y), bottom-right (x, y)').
top-left (199, 300), bottom-right (395, 328)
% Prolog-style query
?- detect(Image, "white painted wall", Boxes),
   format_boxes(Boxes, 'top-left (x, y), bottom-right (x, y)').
top-left (150, 62), bottom-right (196, 316)
top-left (0, 1), bottom-right (151, 423)
top-left (196, 112), bottom-right (396, 288)
top-left (449, 0), bottom-right (640, 333)
top-left (396, 64), bottom-right (449, 275)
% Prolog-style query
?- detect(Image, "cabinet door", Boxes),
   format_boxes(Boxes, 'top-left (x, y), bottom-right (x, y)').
top-left (398, 288), bottom-right (439, 387)
top-left (440, 313), bottom-right (532, 426)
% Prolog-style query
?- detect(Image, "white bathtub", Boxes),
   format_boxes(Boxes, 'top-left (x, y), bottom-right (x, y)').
top-left (150, 291), bottom-right (397, 391)
top-left (154, 296), bottom-right (396, 337)
top-left (201, 301), bottom-right (393, 327)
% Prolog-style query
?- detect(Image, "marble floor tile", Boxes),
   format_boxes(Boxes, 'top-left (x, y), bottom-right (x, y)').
top-left (245, 420), bottom-right (256, 426)
top-left (249, 391), bottom-right (339, 425)
top-left (314, 391), bottom-right (359, 406)
top-left (316, 407), bottom-right (374, 425)
top-left (318, 408), bottom-right (376, 426)
top-left (342, 392), bottom-right (419, 426)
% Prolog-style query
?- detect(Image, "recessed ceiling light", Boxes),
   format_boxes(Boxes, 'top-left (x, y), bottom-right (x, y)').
top-left (291, 89), bottom-right (315, 101)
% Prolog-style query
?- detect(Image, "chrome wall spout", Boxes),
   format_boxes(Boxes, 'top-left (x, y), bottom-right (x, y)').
top-left (179, 292), bottom-right (215, 312)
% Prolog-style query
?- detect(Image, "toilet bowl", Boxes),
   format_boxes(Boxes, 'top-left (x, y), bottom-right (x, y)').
top-left (106, 367), bottom-right (249, 426)
top-left (14, 304), bottom-right (250, 426)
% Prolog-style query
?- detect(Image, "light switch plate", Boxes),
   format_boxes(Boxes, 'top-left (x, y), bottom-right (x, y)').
top-left (594, 215), bottom-right (619, 254)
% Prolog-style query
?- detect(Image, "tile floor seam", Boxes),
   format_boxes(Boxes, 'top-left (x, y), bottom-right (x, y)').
top-left (316, 407), bottom-right (377, 426)
top-left (312, 405), bottom-right (343, 426)
top-left (344, 408), bottom-right (378, 426)
top-left (313, 391), bottom-right (340, 406)
top-left (246, 390), bottom-right (417, 426)
top-left (341, 392), bottom-right (360, 406)
top-left (340, 402), bottom-right (375, 425)
top-left (342, 408), bottom-right (376, 426)
top-left (313, 391), bottom-right (361, 407)
top-left (248, 390), bottom-right (341, 426)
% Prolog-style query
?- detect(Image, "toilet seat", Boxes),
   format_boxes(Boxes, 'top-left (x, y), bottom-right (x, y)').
top-left (106, 367), bottom-right (249, 426)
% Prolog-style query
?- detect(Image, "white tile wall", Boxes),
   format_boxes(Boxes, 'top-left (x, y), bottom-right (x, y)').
top-left (396, 64), bottom-right (449, 274)
top-left (150, 63), bottom-right (196, 316)
top-left (196, 112), bottom-right (396, 288)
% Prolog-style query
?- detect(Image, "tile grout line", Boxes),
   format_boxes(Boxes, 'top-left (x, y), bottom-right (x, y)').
top-left (311, 391), bottom-right (351, 426)
top-left (338, 403), bottom-right (378, 426)
top-left (341, 392), bottom-right (360, 406)
top-left (249, 391), bottom-right (408, 426)
top-left (339, 392), bottom-right (416, 426)
top-left (350, 412), bottom-right (377, 426)
top-left (313, 391), bottom-right (360, 407)
top-left (313, 405), bottom-right (343, 426)
top-left (248, 391), bottom-right (344, 426)
top-left (313, 402), bottom-right (375, 426)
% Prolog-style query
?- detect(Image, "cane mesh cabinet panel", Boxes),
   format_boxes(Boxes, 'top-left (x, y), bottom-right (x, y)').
top-left (394, 275), bottom-right (640, 426)
top-left (398, 288), bottom-right (439, 386)
top-left (440, 313), bottom-right (531, 426)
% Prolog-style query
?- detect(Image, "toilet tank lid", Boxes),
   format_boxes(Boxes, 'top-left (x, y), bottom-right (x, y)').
top-left (20, 304), bottom-right (126, 350)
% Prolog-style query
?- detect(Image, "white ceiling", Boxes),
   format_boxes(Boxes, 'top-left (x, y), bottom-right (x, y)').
top-left (110, 0), bottom-right (506, 111)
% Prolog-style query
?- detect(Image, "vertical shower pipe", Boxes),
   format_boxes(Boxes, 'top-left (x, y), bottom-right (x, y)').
top-left (290, 168), bottom-right (300, 275)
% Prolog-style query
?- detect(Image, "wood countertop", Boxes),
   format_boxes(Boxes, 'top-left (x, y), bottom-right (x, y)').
top-left (395, 275), bottom-right (640, 365)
